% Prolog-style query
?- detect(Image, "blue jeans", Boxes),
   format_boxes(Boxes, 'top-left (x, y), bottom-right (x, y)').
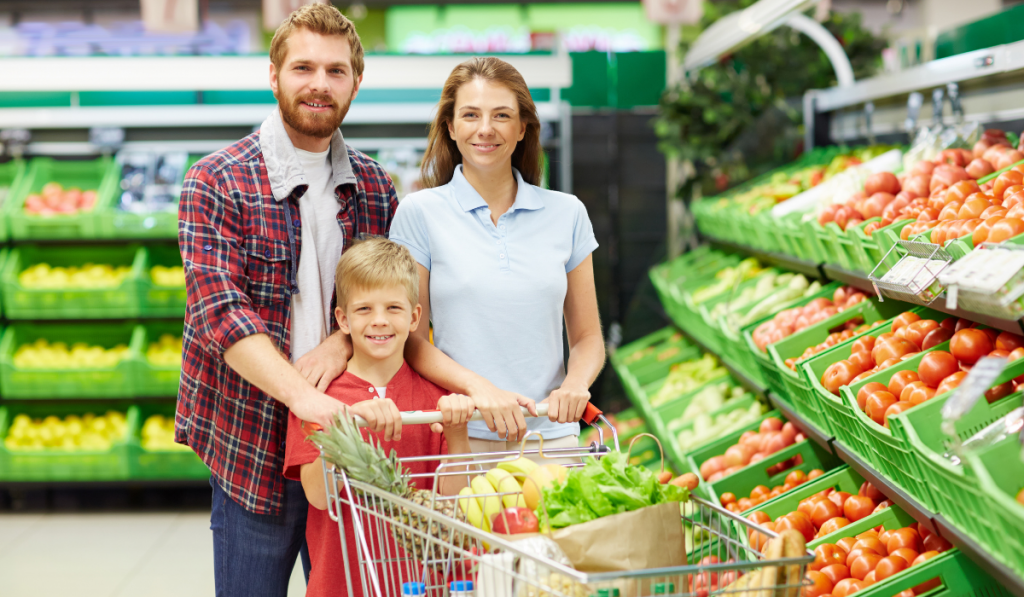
top-left (210, 477), bottom-right (311, 597)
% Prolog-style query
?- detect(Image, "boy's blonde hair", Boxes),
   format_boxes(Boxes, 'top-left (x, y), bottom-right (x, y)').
top-left (335, 237), bottom-right (419, 310)
top-left (269, 3), bottom-right (365, 78)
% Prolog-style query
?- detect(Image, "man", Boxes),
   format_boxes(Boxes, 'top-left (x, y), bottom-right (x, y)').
top-left (175, 5), bottom-right (396, 595)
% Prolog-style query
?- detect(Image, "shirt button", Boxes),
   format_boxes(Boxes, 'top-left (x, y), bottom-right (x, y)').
top-left (499, 254), bottom-right (505, 259)
top-left (203, 244), bottom-right (212, 251)
top-left (368, 387), bottom-right (374, 392)
top-left (499, 225), bottom-right (505, 230)
top-left (264, 249), bottom-right (272, 258)
top-left (293, 219), bottom-right (301, 227)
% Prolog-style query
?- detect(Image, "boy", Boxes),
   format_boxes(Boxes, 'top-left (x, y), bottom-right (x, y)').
top-left (284, 237), bottom-right (474, 597)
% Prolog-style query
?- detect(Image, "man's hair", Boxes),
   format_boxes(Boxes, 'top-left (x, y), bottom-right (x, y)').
top-left (335, 237), bottom-right (419, 311)
top-left (269, 3), bottom-right (365, 78)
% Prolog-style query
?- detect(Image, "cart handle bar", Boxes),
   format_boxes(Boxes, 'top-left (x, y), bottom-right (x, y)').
top-left (352, 401), bottom-right (603, 428)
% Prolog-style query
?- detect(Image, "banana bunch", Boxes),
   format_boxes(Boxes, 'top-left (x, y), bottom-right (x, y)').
top-left (457, 457), bottom-right (536, 532)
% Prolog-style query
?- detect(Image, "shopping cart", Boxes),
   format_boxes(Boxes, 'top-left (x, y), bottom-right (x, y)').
top-left (315, 402), bottom-right (814, 597)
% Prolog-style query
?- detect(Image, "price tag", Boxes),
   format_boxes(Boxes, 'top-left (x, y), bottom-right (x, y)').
top-left (946, 284), bottom-right (959, 310)
top-left (941, 356), bottom-right (1009, 435)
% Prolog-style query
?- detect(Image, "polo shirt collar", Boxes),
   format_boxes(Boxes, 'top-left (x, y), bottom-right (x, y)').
top-left (450, 165), bottom-right (543, 213)
top-left (259, 107), bottom-right (357, 203)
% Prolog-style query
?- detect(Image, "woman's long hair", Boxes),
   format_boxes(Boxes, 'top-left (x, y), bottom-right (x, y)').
top-left (420, 57), bottom-right (542, 188)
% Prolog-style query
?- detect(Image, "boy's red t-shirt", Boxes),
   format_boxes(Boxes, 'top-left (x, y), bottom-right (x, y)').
top-left (284, 362), bottom-right (449, 597)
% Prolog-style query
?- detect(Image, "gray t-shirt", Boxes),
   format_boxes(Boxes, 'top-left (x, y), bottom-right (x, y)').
top-left (389, 166), bottom-right (599, 440)
top-left (290, 147), bottom-right (345, 362)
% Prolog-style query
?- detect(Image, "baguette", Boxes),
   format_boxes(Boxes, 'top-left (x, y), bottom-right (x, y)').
top-left (718, 568), bottom-right (761, 596)
top-left (755, 533), bottom-right (784, 597)
top-left (775, 530), bottom-right (808, 597)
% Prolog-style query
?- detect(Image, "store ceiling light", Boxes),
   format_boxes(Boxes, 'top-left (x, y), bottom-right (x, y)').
top-left (682, 0), bottom-right (821, 73)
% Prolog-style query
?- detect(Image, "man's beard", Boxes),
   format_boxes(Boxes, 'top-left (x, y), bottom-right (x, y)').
top-left (278, 90), bottom-right (351, 139)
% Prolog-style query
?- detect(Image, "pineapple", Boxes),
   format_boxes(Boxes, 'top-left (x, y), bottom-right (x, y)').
top-left (311, 409), bottom-right (470, 565)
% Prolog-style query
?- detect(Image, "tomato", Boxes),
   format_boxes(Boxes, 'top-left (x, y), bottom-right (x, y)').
top-left (760, 417), bottom-right (784, 433)
top-left (845, 546), bottom-right (881, 568)
top-left (857, 382), bottom-right (889, 410)
top-left (810, 499), bottom-right (843, 528)
top-left (835, 536), bottom-right (857, 554)
top-left (821, 563), bottom-right (851, 584)
top-left (829, 491), bottom-right (852, 510)
top-left (849, 350), bottom-right (874, 374)
top-left (859, 481), bottom-right (885, 501)
top-left (863, 570), bottom-right (877, 585)
top-left (852, 537), bottom-right (886, 555)
top-left (873, 499), bottom-right (894, 513)
top-left (937, 371), bottom-right (968, 394)
top-left (738, 498), bottom-right (753, 510)
top-left (833, 578), bottom-right (867, 597)
top-left (892, 312), bottom-right (922, 333)
top-left (749, 520), bottom-right (776, 551)
top-left (809, 469), bottom-right (825, 480)
top-left (817, 517), bottom-right (851, 539)
top-left (777, 512), bottom-right (815, 543)
top-left (720, 492), bottom-right (737, 506)
top-left (823, 360), bottom-right (859, 395)
top-left (900, 381), bottom-right (935, 405)
top-left (799, 495), bottom-right (826, 517)
top-left (883, 371), bottom-right (917, 401)
top-left (997, 332), bottom-right (1024, 351)
top-left (886, 527), bottom-right (921, 553)
top-left (856, 529), bottom-right (879, 541)
top-left (804, 571), bottom-right (834, 597)
top-left (891, 547), bottom-right (919, 565)
top-left (918, 351), bottom-right (959, 387)
top-left (923, 533), bottom-right (953, 553)
top-left (903, 320), bottom-right (939, 349)
top-left (884, 402), bottom-right (914, 427)
top-left (786, 470), bottom-right (808, 487)
top-left (850, 554), bottom-right (883, 580)
top-left (852, 335), bottom-right (877, 355)
top-left (920, 327), bottom-right (954, 350)
top-left (874, 338), bottom-right (917, 366)
top-left (951, 328), bottom-right (994, 365)
top-left (865, 392), bottom-right (898, 424)
top-left (985, 381), bottom-right (1015, 403)
top-left (812, 544), bottom-right (848, 571)
top-left (747, 510), bottom-right (771, 525)
top-left (989, 217), bottom-right (1024, 242)
top-left (843, 495), bottom-right (875, 523)
top-left (913, 551), bottom-right (941, 566)
top-left (973, 215), bottom-right (1004, 246)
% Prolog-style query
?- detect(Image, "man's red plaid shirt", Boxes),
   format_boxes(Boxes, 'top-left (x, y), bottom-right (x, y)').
top-left (176, 131), bottom-right (397, 515)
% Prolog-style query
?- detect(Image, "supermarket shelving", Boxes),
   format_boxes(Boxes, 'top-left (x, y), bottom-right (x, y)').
top-left (766, 390), bottom-right (1024, 597)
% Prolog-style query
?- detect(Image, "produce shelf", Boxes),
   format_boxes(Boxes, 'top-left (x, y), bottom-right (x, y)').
top-left (766, 391), bottom-right (833, 453)
top-left (820, 263), bottom-right (875, 293)
top-left (0, 479), bottom-right (209, 489)
top-left (934, 515), bottom-right (1024, 597)
top-left (671, 325), bottom-right (767, 397)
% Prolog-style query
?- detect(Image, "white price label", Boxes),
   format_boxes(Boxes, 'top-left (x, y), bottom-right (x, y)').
top-left (942, 356), bottom-right (1009, 431)
top-left (946, 285), bottom-right (958, 310)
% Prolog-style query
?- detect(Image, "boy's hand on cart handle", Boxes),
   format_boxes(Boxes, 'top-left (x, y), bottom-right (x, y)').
top-left (432, 393), bottom-right (475, 433)
top-left (348, 399), bottom-right (402, 441)
top-left (541, 384), bottom-right (591, 424)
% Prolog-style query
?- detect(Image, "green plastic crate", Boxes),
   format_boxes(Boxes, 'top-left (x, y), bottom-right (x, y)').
top-left (130, 401), bottom-right (208, 480)
top-left (808, 221), bottom-right (839, 267)
top-left (5, 156), bottom-right (118, 240)
top-left (0, 401), bottom-right (136, 481)
top-left (0, 322), bottom-right (143, 399)
top-left (964, 435), bottom-right (1024, 577)
top-left (745, 466), bottom-right (866, 544)
top-left (1, 244), bottom-right (144, 319)
top-left (763, 299), bottom-right (913, 425)
top-left (737, 281), bottom-right (842, 401)
top-left (799, 308), bottom-right (950, 444)
top-left (893, 382), bottom-right (1024, 557)
top-left (0, 159), bottom-right (27, 243)
top-left (776, 212), bottom-right (822, 263)
top-left (657, 380), bottom-right (761, 470)
top-left (135, 321), bottom-right (183, 398)
top-left (808, 504), bottom-right (1009, 597)
top-left (707, 438), bottom-right (840, 511)
top-left (825, 221), bottom-right (862, 272)
top-left (138, 244), bottom-right (186, 317)
top-left (97, 154), bottom-right (198, 240)
top-left (840, 335), bottom-right (1022, 506)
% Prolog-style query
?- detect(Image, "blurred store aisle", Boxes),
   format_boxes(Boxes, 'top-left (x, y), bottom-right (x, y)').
top-left (0, 512), bottom-right (305, 597)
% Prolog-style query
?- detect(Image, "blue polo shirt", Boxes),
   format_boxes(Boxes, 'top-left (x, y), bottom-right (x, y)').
top-left (389, 165), bottom-right (598, 441)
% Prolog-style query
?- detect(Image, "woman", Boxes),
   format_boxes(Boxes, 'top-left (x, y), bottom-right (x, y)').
top-left (389, 57), bottom-right (605, 463)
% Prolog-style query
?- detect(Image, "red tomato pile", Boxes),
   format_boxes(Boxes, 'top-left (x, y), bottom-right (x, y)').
top-left (747, 481), bottom-right (893, 553)
top-left (698, 418), bottom-right (807, 484)
top-left (689, 555), bottom-right (742, 597)
top-left (24, 182), bottom-right (98, 216)
top-left (719, 468), bottom-right (825, 513)
top-left (752, 286), bottom-right (871, 352)
top-left (922, 165), bottom-right (1024, 247)
top-left (803, 521), bottom-right (953, 596)
top-left (823, 313), bottom-right (1024, 427)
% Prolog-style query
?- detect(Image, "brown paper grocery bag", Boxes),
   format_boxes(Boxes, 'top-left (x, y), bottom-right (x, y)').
top-left (548, 502), bottom-right (686, 573)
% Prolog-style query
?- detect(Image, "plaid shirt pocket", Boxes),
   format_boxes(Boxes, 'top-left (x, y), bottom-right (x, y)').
top-left (243, 236), bottom-right (290, 307)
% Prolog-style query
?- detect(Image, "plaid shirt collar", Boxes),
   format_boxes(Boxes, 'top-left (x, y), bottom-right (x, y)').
top-left (259, 107), bottom-right (357, 203)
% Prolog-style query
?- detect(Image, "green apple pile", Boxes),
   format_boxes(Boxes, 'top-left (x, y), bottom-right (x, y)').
top-left (4, 411), bottom-right (127, 451)
top-left (19, 263), bottom-right (132, 289)
top-left (151, 265), bottom-right (185, 287)
top-left (691, 259), bottom-right (765, 304)
top-left (650, 354), bottom-right (729, 407)
top-left (141, 414), bottom-right (190, 451)
top-left (147, 334), bottom-right (183, 367)
top-left (13, 339), bottom-right (131, 369)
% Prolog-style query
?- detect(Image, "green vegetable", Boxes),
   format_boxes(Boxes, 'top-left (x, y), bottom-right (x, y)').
top-left (539, 451), bottom-right (689, 529)
top-left (649, 354), bottom-right (729, 407)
